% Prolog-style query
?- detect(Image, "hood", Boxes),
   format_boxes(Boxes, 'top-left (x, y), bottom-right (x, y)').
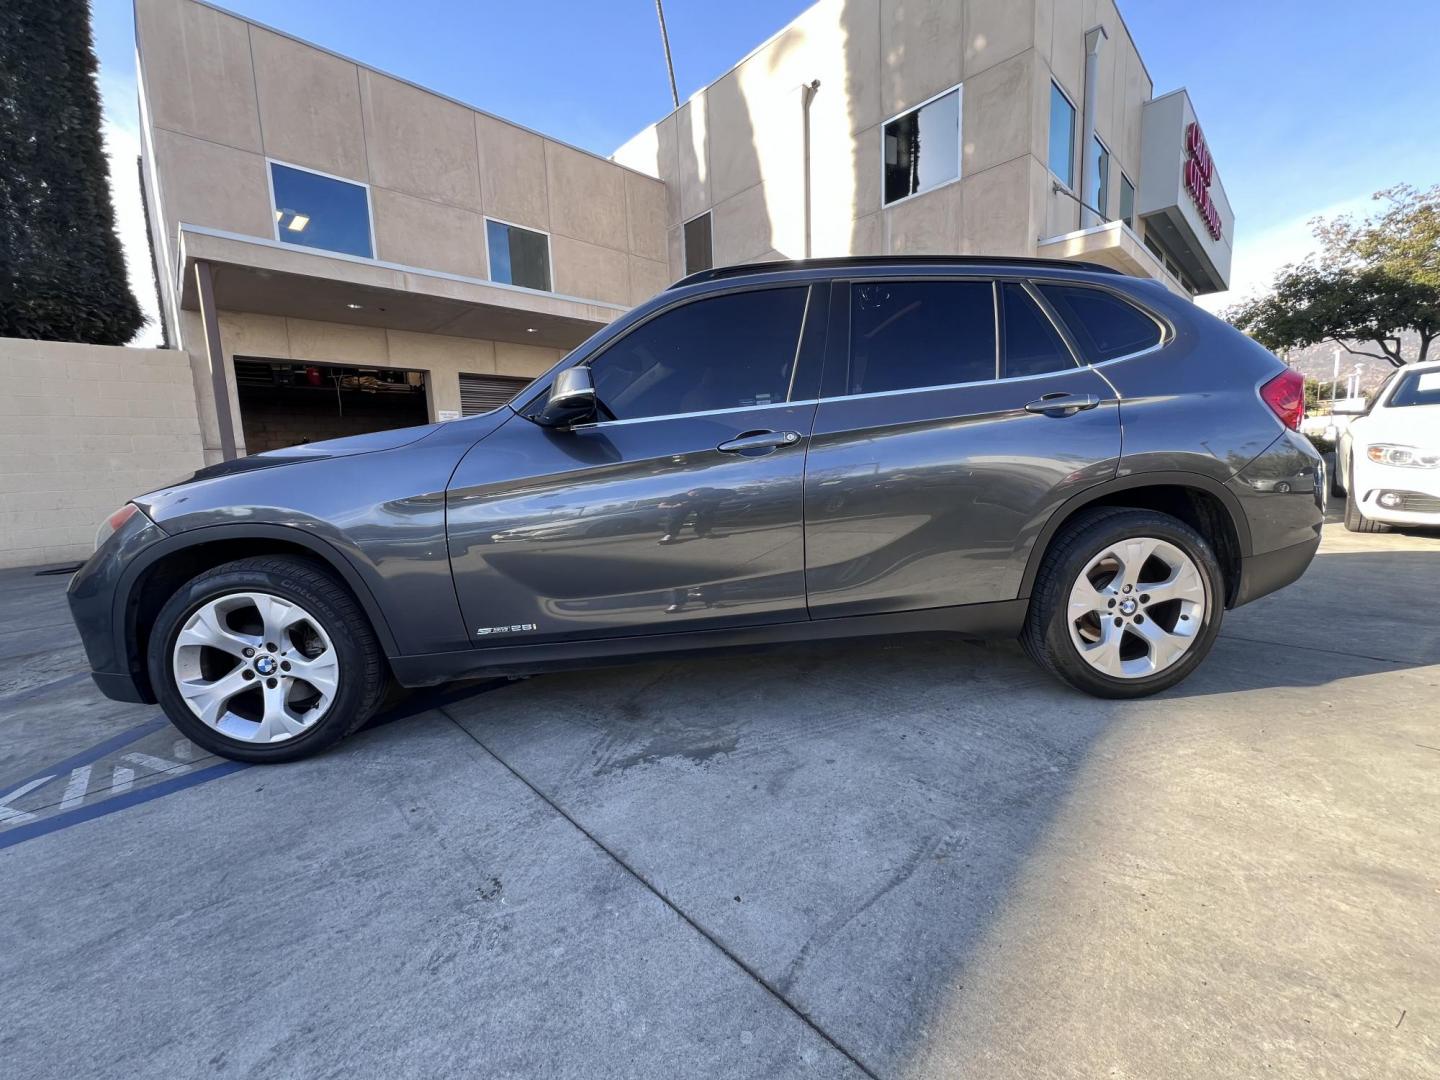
top-left (1354, 404), bottom-right (1440, 447)
top-left (168, 422), bottom-right (450, 487)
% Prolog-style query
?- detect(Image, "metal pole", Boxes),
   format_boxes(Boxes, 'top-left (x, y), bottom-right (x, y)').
top-left (654, 0), bottom-right (680, 109)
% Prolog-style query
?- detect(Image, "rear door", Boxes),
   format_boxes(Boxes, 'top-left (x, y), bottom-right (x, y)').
top-left (803, 277), bottom-right (1122, 618)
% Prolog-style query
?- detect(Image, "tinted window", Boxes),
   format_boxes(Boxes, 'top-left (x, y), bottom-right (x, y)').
top-left (883, 89), bottom-right (960, 205)
top-left (684, 213), bottom-right (713, 274)
top-left (1388, 369), bottom-right (1440, 408)
top-left (1039, 284), bottom-right (1162, 363)
top-left (1000, 284), bottom-right (1075, 378)
top-left (270, 163), bottom-right (372, 258)
top-left (849, 281), bottom-right (996, 395)
top-left (590, 288), bottom-right (807, 421)
top-left (1048, 83), bottom-right (1076, 188)
top-left (1087, 137), bottom-right (1110, 218)
top-left (487, 220), bottom-right (551, 291)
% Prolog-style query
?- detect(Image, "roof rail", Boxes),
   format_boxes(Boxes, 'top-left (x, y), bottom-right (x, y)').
top-left (669, 254), bottom-right (1124, 290)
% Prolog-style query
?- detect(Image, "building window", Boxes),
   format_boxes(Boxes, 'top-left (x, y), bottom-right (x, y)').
top-left (269, 162), bottom-right (372, 258)
top-left (459, 372), bottom-right (532, 416)
top-left (1048, 82), bottom-right (1076, 189)
top-left (486, 219), bottom-right (551, 291)
top-left (1087, 136), bottom-right (1110, 219)
top-left (882, 86), bottom-right (961, 206)
top-left (684, 212), bottom-right (713, 275)
top-left (1120, 174), bottom-right (1136, 228)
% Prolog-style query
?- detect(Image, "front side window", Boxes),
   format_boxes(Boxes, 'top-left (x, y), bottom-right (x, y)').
top-left (590, 287), bottom-right (807, 421)
top-left (1087, 137), bottom-right (1110, 219)
top-left (684, 213), bottom-right (713, 275)
top-left (1387, 369), bottom-right (1440, 408)
top-left (487, 219), bottom-right (551, 291)
top-left (1048, 83), bottom-right (1076, 189)
top-left (1000, 284), bottom-right (1075, 378)
top-left (1040, 284), bottom-right (1162, 363)
top-left (882, 88), bottom-right (961, 205)
top-left (1120, 174), bottom-right (1136, 227)
top-left (849, 281), bottom-right (995, 395)
top-left (270, 162), bottom-right (372, 258)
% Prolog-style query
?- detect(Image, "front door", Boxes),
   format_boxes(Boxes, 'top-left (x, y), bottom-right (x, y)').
top-left (804, 278), bottom-right (1122, 618)
top-left (446, 284), bottom-right (827, 645)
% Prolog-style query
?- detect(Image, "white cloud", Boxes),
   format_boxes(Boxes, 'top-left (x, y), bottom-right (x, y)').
top-left (1197, 192), bottom-right (1376, 315)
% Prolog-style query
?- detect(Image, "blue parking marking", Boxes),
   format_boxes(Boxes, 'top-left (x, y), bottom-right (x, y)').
top-left (0, 761), bottom-right (249, 851)
top-left (3, 718), bottom-right (169, 793)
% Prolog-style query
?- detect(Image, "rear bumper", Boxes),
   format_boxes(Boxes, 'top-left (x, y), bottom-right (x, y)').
top-left (1232, 534), bottom-right (1320, 607)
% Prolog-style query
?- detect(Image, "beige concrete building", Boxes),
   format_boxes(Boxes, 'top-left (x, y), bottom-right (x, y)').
top-left (135, 0), bottom-right (1233, 464)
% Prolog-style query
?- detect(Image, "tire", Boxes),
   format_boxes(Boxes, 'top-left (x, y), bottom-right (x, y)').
top-left (1329, 454), bottom-right (1345, 498)
top-left (1021, 507), bottom-right (1225, 699)
top-left (1343, 483), bottom-right (1390, 533)
top-left (148, 555), bottom-right (387, 763)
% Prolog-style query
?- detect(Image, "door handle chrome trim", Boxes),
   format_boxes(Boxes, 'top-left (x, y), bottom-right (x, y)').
top-left (1023, 393), bottom-right (1101, 416)
top-left (717, 430), bottom-right (802, 454)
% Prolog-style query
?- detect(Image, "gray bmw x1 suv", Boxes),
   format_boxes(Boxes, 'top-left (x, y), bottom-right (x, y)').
top-left (69, 257), bottom-right (1323, 763)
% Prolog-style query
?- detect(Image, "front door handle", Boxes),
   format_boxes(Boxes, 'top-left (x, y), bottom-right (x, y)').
top-left (1023, 393), bottom-right (1101, 417)
top-left (717, 430), bottom-right (802, 455)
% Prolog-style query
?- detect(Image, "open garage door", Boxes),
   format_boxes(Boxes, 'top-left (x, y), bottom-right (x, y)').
top-left (236, 358), bottom-right (430, 454)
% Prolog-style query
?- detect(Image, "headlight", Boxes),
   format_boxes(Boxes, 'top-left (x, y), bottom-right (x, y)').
top-left (1366, 444), bottom-right (1440, 469)
top-left (94, 503), bottom-right (139, 551)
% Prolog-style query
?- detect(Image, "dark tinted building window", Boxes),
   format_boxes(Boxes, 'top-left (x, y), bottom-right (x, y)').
top-left (270, 163), bottom-right (372, 258)
top-left (1000, 284), bottom-right (1075, 378)
top-left (882, 89), bottom-right (960, 205)
top-left (591, 287), bottom-right (807, 420)
top-left (684, 213), bottom-right (713, 275)
top-left (1039, 284), bottom-right (1162, 363)
top-left (487, 220), bottom-right (551, 291)
top-left (849, 281), bottom-right (995, 395)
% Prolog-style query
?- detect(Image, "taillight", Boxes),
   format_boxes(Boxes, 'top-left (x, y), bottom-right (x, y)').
top-left (1260, 369), bottom-right (1304, 431)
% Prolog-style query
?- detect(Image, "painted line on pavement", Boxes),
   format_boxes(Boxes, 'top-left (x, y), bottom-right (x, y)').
top-left (2, 718), bottom-right (168, 794)
top-left (0, 761), bottom-right (249, 852)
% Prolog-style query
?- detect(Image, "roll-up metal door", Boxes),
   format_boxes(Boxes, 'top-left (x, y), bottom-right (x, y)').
top-left (459, 373), bottom-right (532, 416)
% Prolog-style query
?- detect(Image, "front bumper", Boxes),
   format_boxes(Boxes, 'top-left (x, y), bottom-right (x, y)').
top-left (1350, 460), bottom-right (1440, 526)
top-left (66, 506), bottom-right (167, 704)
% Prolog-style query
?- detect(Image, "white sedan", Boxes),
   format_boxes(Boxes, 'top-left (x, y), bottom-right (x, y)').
top-left (1335, 359), bottom-right (1440, 532)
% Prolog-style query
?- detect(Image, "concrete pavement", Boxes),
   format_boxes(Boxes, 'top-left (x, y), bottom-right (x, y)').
top-left (2, 519), bottom-right (1437, 1078)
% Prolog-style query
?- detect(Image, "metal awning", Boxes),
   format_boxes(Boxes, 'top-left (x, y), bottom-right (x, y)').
top-left (1036, 221), bottom-right (1191, 297)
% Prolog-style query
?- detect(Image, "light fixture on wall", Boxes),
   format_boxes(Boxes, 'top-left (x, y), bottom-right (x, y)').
top-left (525, 327), bottom-right (537, 333)
top-left (346, 303), bottom-right (364, 310)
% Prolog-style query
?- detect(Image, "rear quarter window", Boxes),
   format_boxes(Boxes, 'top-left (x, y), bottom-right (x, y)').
top-left (1039, 284), bottom-right (1163, 363)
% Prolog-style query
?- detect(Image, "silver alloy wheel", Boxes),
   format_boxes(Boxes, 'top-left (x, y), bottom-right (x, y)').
top-left (1066, 536), bottom-right (1206, 679)
top-left (171, 591), bottom-right (339, 743)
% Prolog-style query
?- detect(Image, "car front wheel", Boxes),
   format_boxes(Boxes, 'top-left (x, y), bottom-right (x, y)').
top-left (1022, 508), bottom-right (1225, 699)
top-left (148, 556), bottom-right (387, 763)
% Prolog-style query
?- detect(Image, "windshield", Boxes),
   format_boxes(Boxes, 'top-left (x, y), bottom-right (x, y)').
top-left (1386, 369), bottom-right (1440, 408)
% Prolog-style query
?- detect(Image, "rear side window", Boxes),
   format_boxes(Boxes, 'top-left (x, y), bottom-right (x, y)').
top-left (590, 287), bottom-right (807, 421)
top-left (999, 283), bottom-right (1076, 378)
top-left (1039, 284), bottom-right (1162, 363)
top-left (848, 281), bottom-right (995, 395)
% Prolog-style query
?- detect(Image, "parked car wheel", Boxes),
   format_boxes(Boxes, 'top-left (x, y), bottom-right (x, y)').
top-left (1342, 478), bottom-right (1390, 534)
top-left (1022, 508), bottom-right (1224, 699)
top-left (148, 556), bottom-right (387, 763)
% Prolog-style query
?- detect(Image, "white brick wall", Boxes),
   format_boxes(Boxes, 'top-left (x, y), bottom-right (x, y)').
top-left (0, 337), bottom-right (205, 569)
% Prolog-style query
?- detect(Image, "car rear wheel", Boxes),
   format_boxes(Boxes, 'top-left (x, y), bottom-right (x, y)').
top-left (148, 556), bottom-right (386, 763)
top-left (1022, 508), bottom-right (1224, 699)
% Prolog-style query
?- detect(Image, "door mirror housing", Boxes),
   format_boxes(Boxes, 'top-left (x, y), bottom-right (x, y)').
top-left (531, 366), bottom-right (598, 428)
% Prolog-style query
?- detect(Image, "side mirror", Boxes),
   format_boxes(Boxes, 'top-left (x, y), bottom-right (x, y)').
top-left (531, 366), bottom-right (598, 428)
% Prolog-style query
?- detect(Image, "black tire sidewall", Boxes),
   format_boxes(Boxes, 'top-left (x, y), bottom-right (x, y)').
top-left (1036, 511), bottom-right (1225, 699)
top-left (149, 563), bottom-right (376, 763)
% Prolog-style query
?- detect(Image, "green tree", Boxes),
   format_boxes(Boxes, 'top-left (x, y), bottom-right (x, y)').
top-left (0, 0), bottom-right (143, 344)
top-left (1227, 185), bottom-right (1440, 368)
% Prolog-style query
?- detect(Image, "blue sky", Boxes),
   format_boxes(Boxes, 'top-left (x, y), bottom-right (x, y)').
top-left (92, 0), bottom-right (1440, 340)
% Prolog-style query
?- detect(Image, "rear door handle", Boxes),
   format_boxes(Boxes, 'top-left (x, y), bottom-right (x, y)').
top-left (717, 430), bottom-right (802, 455)
top-left (1023, 393), bottom-right (1101, 416)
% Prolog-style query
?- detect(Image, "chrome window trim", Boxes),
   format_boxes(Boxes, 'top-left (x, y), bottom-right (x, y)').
top-left (571, 397), bottom-right (822, 431)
